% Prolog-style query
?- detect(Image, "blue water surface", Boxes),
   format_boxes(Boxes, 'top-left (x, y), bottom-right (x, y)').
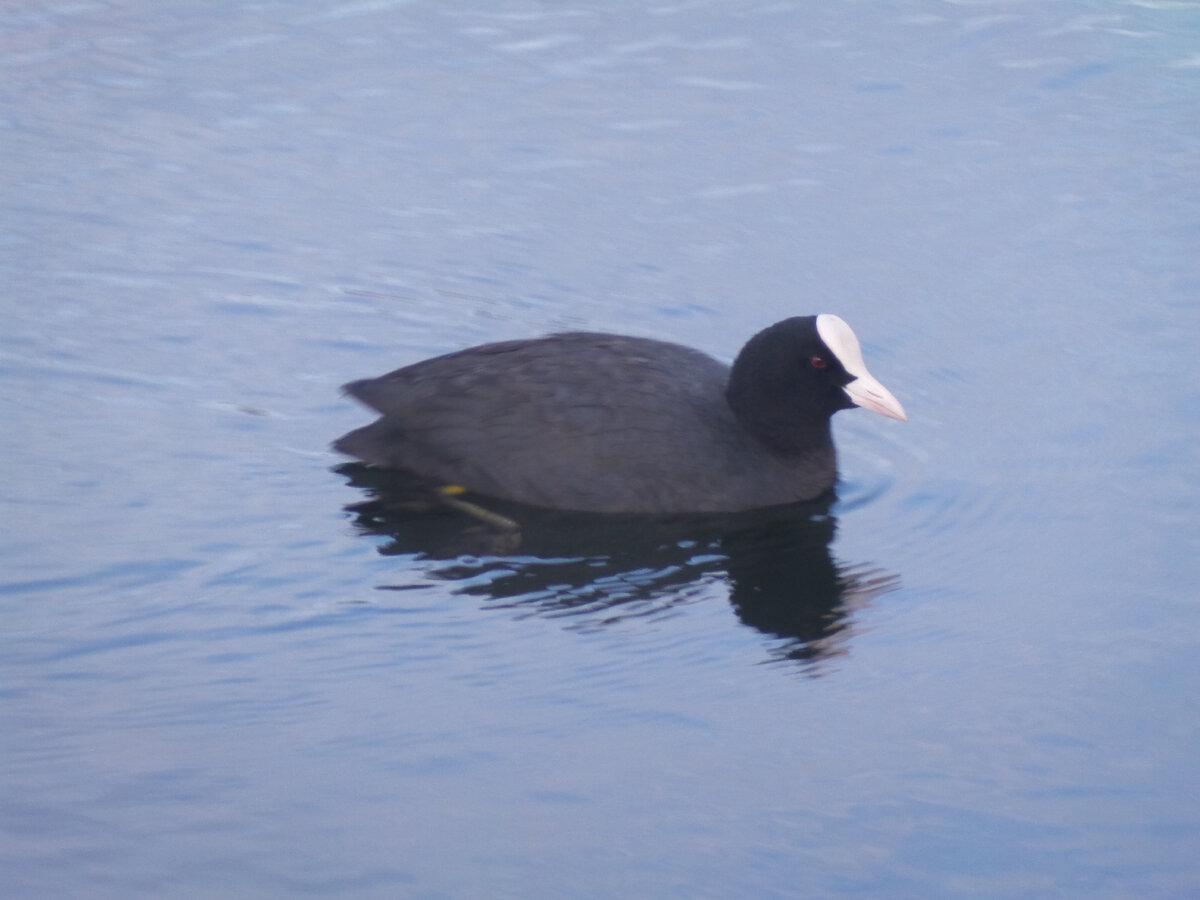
top-left (2, 2), bottom-right (1199, 898)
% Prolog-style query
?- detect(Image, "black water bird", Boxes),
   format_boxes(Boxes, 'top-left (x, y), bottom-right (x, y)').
top-left (334, 315), bottom-right (905, 514)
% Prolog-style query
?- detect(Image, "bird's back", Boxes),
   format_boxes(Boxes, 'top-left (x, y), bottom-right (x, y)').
top-left (335, 332), bottom-right (804, 512)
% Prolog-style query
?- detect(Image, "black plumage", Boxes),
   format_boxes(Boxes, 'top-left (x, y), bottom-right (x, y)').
top-left (334, 315), bottom-right (904, 514)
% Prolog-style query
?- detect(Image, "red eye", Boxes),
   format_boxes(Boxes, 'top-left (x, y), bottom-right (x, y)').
top-left (810, 356), bottom-right (827, 369)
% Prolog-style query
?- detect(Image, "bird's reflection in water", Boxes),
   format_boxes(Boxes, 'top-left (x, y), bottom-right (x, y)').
top-left (337, 464), bottom-right (899, 669)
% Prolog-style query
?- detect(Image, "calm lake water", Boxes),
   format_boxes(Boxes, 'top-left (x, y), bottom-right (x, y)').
top-left (3, 1), bottom-right (1199, 897)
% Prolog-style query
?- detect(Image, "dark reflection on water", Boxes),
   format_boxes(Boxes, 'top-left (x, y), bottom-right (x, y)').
top-left (336, 464), bottom-right (898, 667)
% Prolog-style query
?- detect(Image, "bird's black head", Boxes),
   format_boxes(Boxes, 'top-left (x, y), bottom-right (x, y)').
top-left (726, 315), bottom-right (905, 454)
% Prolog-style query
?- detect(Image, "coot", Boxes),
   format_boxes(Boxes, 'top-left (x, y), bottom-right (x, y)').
top-left (334, 315), bottom-right (905, 514)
